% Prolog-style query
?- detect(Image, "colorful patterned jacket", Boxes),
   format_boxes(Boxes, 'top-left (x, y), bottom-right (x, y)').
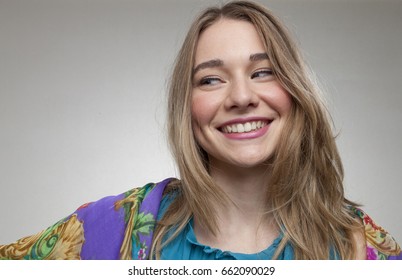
top-left (0, 178), bottom-right (401, 260)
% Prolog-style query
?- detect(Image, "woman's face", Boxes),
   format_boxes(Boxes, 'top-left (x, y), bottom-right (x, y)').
top-left (191, 19), bottom-right (292, 170)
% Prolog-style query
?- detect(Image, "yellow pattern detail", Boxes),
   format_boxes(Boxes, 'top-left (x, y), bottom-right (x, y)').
top-left (0, 215), bottom-right (84, 260)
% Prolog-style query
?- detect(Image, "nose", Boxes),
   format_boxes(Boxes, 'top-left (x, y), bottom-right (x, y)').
top-left (224, 78), bottom-right (259, 111)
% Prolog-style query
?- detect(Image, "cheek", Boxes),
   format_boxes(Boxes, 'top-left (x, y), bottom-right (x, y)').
top-left (191, 93), bottom-right (219, 126)
top-left (261, 83), bottom-right (292, 116)
top-left (278, 90), bottom-right (292, 116)
top-left (191, 94), bottom-right (212, 148)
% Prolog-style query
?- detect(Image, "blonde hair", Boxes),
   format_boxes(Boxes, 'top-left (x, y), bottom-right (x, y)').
top-left (151, 0), bottom-right (361, 259)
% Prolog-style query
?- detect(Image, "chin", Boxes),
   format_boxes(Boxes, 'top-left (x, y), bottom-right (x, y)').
top-left (231, 156), bottom-right (272, 169)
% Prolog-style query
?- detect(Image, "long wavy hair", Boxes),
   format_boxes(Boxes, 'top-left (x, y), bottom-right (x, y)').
top-left (151, 0), bottom-right (361, 259)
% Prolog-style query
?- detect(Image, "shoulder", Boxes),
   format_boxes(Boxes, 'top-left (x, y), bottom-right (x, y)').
top-left (70, 177), bottom-right (177, 259)
top-left (351, 207), bottom-right (402, 260)
top-left (0, 178), bottom-right (176, 260)
top-left (76, 178), bottom-right (176, 222)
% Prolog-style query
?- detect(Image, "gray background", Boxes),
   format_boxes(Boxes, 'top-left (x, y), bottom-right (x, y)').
top-left (1, 0), bottom-right (401, 245)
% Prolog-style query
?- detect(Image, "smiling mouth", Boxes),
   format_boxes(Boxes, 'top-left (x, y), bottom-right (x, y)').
top-left (220, 120), bottom-right (270, 134)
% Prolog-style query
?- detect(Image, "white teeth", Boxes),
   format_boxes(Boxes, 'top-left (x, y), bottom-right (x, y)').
top-left (222, 121), bottom-right (268, 134)
top-left (244, 122), bottom-right (251, 132)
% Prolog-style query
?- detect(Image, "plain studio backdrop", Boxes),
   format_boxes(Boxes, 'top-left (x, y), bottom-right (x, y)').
top-left (0, 0), bottom-right (401, 246)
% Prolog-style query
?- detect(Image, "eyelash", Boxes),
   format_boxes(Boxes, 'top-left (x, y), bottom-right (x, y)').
top-left (251, 69), bottom-right (273, 79)
top-left (199, 76), bottom-right (222, 86)
top-left (197, 68), bottom-right (273, 86)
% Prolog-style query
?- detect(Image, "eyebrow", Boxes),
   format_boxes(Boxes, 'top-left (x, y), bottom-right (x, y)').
top-left (192, 53), bottom-right (269, 75)
top-left (249, 52), bottom-right (269, 62)
top-left (193, 59), bottom-right (224, 75)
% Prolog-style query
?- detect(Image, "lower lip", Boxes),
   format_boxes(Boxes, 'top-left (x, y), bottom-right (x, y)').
top-left (221, 124), bottom-right (270, 140)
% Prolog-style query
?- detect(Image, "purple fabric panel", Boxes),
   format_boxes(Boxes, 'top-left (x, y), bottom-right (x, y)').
top-left (138, 178), bottom-right (172, 257)
top-left (389, 252), bottom-right (402, 260)
top-left (75, 193), bottom-right (126, 260)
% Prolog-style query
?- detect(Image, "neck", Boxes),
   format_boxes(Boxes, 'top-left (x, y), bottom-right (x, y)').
top-left (209, 159), bottom-right (271, 211)
top-left (193, 159), bottom-right (278, 254)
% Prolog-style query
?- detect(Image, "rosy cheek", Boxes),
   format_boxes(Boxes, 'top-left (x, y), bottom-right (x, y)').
top-left (191, 94), bottom-right (215, 125)
top-left (191, 94), bottom-right (212, 145)
top-left (262, 83), bottom-right (292, 115)
top-left (277, 90), bottom-right (292, 115)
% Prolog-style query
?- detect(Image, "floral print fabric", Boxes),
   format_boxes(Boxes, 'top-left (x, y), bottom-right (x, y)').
top-left (0, 178), bottom-right (401, 260)
top-left (0, 178), bottom-right (172, 260)
top-left (352, 207), bottom-right (401, 260)
top-left (0, 215), bottom-right (84, 260)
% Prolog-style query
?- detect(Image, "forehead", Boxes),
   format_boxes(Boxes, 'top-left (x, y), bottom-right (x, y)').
top-left (195, 19), bottom-right (265, 63)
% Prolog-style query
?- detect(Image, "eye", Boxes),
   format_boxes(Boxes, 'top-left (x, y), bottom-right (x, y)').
top-left (198, 76), bottom-right (223, 86)
top-left (251, 69), bottom-right (273, 79)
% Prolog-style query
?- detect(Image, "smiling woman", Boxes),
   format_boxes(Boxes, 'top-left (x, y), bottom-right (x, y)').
top-left (0, 0), bottom-right (401, 260)
top-left (191, 19), bottom-right (291, 169)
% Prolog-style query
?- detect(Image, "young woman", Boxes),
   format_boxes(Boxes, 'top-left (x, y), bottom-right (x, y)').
top-left (1, 0), bottom-right (400, 260)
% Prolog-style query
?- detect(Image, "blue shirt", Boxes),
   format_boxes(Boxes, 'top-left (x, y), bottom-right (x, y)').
top-left (157, 191), bottom-right (295, 260)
